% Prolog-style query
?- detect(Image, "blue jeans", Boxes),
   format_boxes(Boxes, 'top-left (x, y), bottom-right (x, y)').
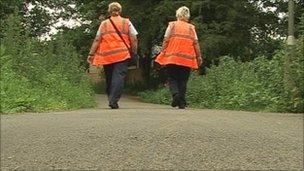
top-left (104, 60), bottom-right (128, 105)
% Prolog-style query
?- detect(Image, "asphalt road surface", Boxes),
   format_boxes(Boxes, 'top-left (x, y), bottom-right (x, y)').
top-left (1, 95), bottom-right (303, 170)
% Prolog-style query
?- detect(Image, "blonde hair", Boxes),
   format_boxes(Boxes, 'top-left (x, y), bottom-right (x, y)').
top-left (108, 2), bottom-right (122, 16)
top-left (176, 6), bottom-right (190, 21)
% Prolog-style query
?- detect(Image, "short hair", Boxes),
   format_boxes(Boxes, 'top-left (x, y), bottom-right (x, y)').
top-left (176, 6), bottom-right (190, 21)
top-left (108, 2), bottom-right (122, 15)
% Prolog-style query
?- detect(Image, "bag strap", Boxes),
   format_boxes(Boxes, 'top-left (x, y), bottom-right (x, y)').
top-left (109, 17), bottom-right (132, 55)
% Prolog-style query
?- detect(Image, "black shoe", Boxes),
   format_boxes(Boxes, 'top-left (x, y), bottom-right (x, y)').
top-left (178, 101), bottom-right (187, 109)
top-left (178, 105), bottom-right (186, 109)
top-left (109, 103), bottom-right (119, 109)
top-left (171, 94), bottom-right (180, 107)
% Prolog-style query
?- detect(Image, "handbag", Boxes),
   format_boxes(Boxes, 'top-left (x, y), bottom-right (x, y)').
top-left (109, 18), bottom-right (139, 67)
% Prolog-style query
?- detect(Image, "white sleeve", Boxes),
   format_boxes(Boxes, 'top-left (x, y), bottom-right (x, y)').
top-left (164, 25), bottom-right (171, 38)
top-left (129, 21), bottom-right (138, 36)
top-left (96, 23), bottom-right (103, 37)
top-left (96, 29), bottom-right (101, 37)
top-left (193, 30), bottom-right (198, 40)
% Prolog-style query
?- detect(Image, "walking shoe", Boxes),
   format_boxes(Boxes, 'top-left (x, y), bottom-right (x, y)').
top-left (178, 101), bottom-right (187, 109)
top-left (109, 103), bottom-right (119, 109)
top-left (171, 94), bottom-right (180, 107)
top-left (178, 104), bottom-right (186, 109)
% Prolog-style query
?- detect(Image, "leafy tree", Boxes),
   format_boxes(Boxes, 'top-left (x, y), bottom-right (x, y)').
top-left (55, 0), bottom-right (300, 87)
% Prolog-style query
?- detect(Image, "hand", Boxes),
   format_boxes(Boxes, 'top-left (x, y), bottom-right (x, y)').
top-left (87, 55), bottom-right (94, 64)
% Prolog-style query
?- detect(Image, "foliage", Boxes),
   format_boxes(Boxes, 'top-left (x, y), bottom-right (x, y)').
top-left (139, 40), bottom-right (304, 113)
top-left (0, 0), bottom-right (79, 38)
top-left (2, 0), bottom-right (301, 86)
top-left (72, 0), bottom-right (302, 62)
top-left (1, 1), bottom-right (303, 113)
top-left (138, 1), bottom-right (303, 113)
top-left (0, 14), bottom-right (95, 114)
top-left (1, 0), bottom-right (302, 64)
top-left (139, 86), bottom-right (171, 105)
top-left (287, 36), bottom-right (304, 112)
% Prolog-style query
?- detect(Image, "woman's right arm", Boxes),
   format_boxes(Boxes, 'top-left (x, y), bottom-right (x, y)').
top-left (87, 25), bottom-right (103, 64)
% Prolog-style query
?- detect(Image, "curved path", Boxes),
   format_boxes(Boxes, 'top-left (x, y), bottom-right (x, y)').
top-left (1, 95), bottom-right (303, 170)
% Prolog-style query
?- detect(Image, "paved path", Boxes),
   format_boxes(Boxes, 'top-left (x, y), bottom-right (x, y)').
top-left (1, 95), bottom-right (303, 170)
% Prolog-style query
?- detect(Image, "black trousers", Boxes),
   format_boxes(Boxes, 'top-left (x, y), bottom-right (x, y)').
top-left (165, 64), bottom-right (191, 106)
top-left (103, 60), bottom-right (128, 105)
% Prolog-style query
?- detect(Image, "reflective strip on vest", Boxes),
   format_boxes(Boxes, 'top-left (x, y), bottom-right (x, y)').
top-left (164, 53), bottom-right (194, 60)
top-left (95, 48), bottom-right (129, 57)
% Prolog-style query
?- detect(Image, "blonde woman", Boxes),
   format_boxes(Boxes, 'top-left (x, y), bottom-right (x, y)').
top-left (87, 2), bottom-right (138, 109)
top-left (155, 6), bottom-right (202, 109)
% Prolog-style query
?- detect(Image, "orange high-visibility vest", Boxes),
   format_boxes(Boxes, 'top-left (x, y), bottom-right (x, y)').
top-left (92, 16), bottom-right (131, 66)
top-left (155, 21), bottom-right (198, 69)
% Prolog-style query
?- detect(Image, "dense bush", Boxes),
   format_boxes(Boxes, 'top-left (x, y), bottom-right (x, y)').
top-left (0, 14), bottom-right (95, 114)
top-left (139, 38), bottom-right (304, 113)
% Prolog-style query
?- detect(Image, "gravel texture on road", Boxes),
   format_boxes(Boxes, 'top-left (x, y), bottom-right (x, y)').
top-left (1, 95), bottom-right (303, 170)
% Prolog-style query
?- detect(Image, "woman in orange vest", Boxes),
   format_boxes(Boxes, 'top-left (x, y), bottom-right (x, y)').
top-left (155, 6), bottom-right (202, 109)
top-left (87, 2), bottom-right (138, 109)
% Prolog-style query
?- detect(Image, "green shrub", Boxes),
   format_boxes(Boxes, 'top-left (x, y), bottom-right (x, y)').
top-left (139, 40), bottom-right (304, 113)
top-left (186, 58), bottom-right (279, 111)
top-left (0, 14), bottom-right (96, 114)
top-left (139, 86), bottom-right (171, 105)
top-left (0, 45), bottom-right (34, 113)
top-left (290, 36), bottom-right (304, 111)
